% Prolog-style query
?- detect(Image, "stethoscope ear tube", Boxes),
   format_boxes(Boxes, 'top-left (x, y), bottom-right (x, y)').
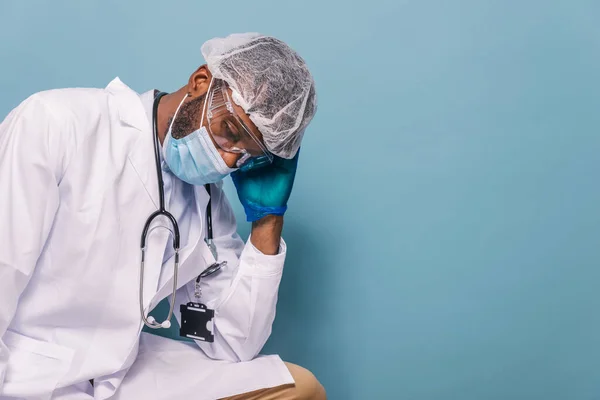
top-left (139, 92), bottom-right (182, 330)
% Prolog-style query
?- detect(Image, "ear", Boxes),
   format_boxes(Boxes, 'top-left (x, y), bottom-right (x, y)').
top-left (187, 65), bottom-right (213, 98)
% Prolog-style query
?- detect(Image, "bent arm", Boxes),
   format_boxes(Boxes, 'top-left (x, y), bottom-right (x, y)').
top-left (172, 184), bottom-right (286, 362)
top-left (0, 96), bottom-right (64, 388)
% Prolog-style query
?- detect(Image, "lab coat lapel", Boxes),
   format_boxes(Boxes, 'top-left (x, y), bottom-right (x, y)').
top-left (105, 78), bottom-right (166, 310)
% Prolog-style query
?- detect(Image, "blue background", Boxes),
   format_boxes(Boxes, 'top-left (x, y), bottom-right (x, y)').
top-left (1, 1), bottom-right (599, 399)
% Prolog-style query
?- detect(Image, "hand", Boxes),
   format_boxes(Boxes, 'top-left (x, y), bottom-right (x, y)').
top-left (231, 151), bottom-right (300, 222)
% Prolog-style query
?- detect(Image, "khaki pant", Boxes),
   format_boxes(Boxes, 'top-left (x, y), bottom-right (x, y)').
top-left (220, 363), bottom-right (326, 400)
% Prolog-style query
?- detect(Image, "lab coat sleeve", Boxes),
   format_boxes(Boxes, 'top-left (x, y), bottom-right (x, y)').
top-left (173, 183), bottom-right (286, 362)
top-left (0, 95), bottom-right (67, 389)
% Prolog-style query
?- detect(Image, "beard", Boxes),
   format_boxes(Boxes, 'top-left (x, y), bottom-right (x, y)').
top-left (168, 93), bottom-right (207, 139)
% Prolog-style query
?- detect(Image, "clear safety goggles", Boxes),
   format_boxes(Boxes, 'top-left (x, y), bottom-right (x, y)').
top-left (205, 79), bottom-right (273, 171)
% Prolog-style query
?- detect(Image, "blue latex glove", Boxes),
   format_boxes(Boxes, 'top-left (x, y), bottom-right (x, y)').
top-left (231, 151), bottom-right (300, 222)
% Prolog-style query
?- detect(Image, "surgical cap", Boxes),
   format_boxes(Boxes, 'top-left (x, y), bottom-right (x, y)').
top-left (201, 33), bottom-right (317, 159)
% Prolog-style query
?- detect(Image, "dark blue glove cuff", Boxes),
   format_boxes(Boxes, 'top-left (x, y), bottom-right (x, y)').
top-left (242, 200), bottom-right (288, 222)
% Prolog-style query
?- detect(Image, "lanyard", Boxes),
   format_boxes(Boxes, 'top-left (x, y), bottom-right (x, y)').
top-left (200, 182), bottom-right (223, 273)
top-left (204, 183), bottom-right (214, 243)
top-left (194, 183), bottom-right (223, 301)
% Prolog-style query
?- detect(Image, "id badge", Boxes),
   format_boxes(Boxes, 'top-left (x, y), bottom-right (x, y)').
top-left (180, 260), bottom-right (225, 342)
top-left (179, 302), bottom-right (215, 342)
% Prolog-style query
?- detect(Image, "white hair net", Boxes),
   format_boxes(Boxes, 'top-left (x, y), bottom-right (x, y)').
top-left (201, 33), bottom-right (317, 159)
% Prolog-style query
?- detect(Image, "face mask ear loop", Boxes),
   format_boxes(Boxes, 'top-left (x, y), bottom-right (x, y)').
top-left (168, 92), bottom-right (191, 135)
top-left (200, 78), bottom-right (215, 129)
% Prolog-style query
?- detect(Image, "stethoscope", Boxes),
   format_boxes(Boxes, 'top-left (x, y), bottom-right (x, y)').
top-left (139, 91), bottom-right (222, 330)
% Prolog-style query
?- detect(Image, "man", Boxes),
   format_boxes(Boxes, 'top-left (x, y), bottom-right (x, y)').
top-left (0, 33), bottom-right (324, 400)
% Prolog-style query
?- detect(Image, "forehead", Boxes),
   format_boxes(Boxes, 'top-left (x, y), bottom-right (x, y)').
top-left (224, 86), bottom-right (265, 144)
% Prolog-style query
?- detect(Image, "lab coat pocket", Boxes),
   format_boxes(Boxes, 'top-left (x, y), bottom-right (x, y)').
top-left (2, 330), bottom-right (75, 399)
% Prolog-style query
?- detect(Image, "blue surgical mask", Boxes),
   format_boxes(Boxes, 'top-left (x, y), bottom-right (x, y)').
top-left (164, 127), bottom-right (236, 186)
top-left (163, 80), bottom-right (236, 186)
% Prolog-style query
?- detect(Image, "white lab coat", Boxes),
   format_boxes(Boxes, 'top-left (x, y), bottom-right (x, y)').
top-left (0, 78), bottom-right (293, 399)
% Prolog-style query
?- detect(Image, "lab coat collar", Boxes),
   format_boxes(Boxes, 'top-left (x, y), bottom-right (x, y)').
top-left (105, 77), bottom-right (150, 132)
top-left (105, 77), bottom-right (161, 208)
